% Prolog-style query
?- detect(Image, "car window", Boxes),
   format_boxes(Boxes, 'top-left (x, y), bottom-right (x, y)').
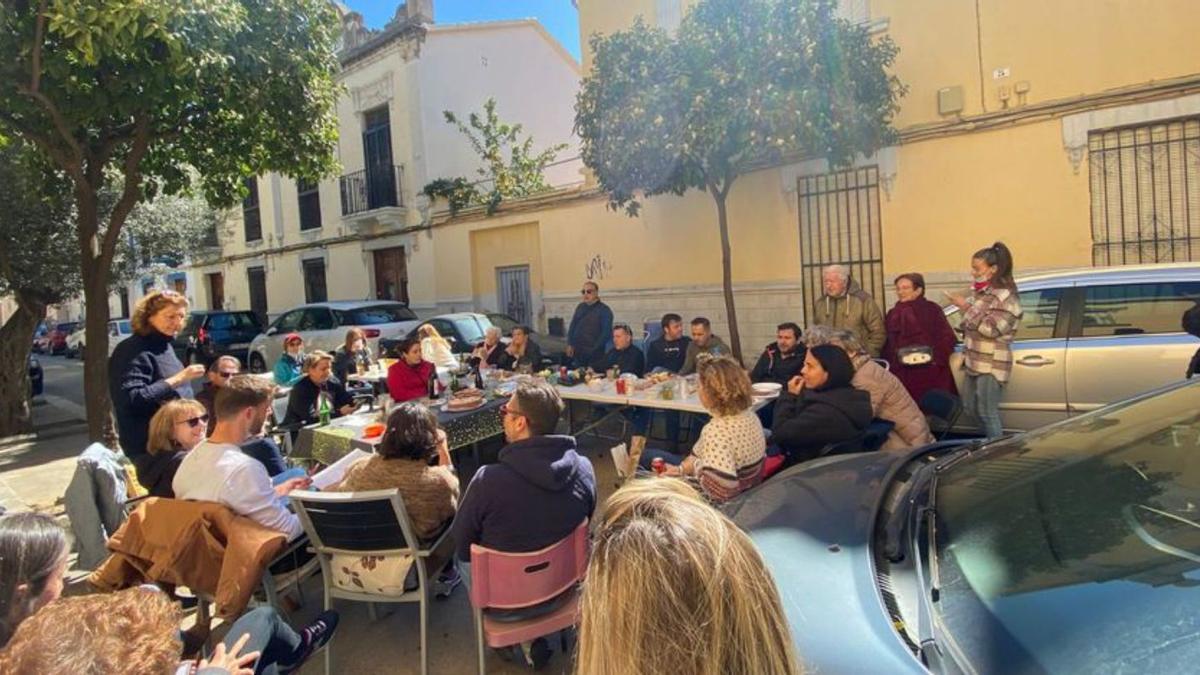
top-left (1080, 281), bottom-right (1200, 337)
top-left (274, 310), bottom-right (303, 332)
top-left (488, 314), bottom-right (517, 333)
top-left (334, 304), bottom-right (418, 326)
top-left (454, 318), bottom-right (487, 345)
top-left (207, 312), bottom-right (260, 331)
top-left (933, 381), bottom-right (1200, 673)
top-left (944, 287), bottom-right (1063, 341)
top-left (299, 308), bottom-right (335, 331)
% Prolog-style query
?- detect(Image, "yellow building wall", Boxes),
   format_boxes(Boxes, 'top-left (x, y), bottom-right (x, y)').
top-left (469, 222), bottom-right (545, 306)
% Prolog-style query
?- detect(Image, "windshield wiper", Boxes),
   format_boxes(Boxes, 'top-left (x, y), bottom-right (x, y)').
top-left (881, 441), bottom-right (979, 563)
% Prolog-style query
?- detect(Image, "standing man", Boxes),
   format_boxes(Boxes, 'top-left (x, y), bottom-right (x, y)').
top-left (680, 317), bottom-right (731, 376)
top-left (566, 281), bottom-right (613, 369)
top-left (750, 323), bottom-right (806, 386)
top-left (811, 264), bottom-right (886, 357)
top-left (595, 324), bottom-right (646, 376)
top-left (645, 313), bottom-right (691, 374)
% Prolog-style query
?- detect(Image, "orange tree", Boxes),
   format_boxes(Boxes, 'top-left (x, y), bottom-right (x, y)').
top-left (575, 0), bottom-right (903, 360)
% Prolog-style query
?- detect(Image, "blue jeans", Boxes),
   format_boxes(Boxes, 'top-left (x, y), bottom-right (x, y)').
top-left (221, 606), bottom-right (304, 675)
top-left (963, 373), bottom-right (1004, 438)
top-left (271, 467), bottom-right (308, 487)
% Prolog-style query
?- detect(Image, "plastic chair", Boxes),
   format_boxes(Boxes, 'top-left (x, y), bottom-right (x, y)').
top-left (291, 489), bottom-right (451, 675)
top-left (469, 520), bottom-right (590, 674)
top-left (918, 389), bottom-right (963, 440)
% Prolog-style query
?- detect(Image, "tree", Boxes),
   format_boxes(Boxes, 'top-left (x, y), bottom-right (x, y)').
top-left (424, 98), bottom-right (568, 214)
top-left (0, 0), bottom-right (342, 440)
top-left (575, 0), bottom-right (904, 360)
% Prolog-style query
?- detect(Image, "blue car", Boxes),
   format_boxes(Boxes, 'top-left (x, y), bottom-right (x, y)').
top-left (726, 378), bottom-right (1200, 674)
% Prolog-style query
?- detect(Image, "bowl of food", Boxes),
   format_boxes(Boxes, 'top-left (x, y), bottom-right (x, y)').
top-left (751, 382), bottom-right (783, 398)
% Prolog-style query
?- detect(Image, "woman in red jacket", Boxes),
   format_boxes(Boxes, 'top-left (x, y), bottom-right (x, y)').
top-left (387, 338), bottom-right (435, 403)
top-left (883, 273), bottom-right (958, 403)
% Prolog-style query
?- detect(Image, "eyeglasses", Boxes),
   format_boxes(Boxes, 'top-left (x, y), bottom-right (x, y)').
top-left (499, 403), bottom-right (525, 419)
top-left (178, 415), bottom-right (209, 428)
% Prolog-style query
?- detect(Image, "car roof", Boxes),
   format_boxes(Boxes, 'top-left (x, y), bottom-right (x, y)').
top-left (425, 312), bottom-right (487, 321)
top-left (289, 300), bottom-right (412, 311)
top-left (1017, 262), bottom-right (1200, 287)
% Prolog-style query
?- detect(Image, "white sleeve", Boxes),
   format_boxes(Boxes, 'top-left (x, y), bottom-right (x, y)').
top-left (225, 461), bottom-right (304, 540)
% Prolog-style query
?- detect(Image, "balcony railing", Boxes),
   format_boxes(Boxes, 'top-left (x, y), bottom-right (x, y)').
top-left (339, 164), bottom-right (405, 216)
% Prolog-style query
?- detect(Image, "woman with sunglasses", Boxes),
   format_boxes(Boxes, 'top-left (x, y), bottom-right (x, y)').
top-left (143, 399), bottom-right (209, 497)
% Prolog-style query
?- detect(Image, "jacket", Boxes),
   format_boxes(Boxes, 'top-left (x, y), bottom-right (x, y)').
top-left (108, 331), bottom-right (192, 476)
top-left (960, 286), bottom-right (1022, 383)
top-left (811, 280), bottom-right (887, 357)
top-left (471, 340), bottom-right (506, 368)
top-left (567, 301), bottom-right (614, 363)
top-left (282, 375), bottom-right (355, 426)
top-left (273, 353), bottom-right (303, 386)
top-left (451, 434), bottom-right (595, 562)
top-left (680, 335), bottom-right (732, 375)
top-left (63, 443), bottom-right (128, 570)
top-left (332, 345), bottom-right (374, 384)
top-left (750, 343), bottom-right (807, 386)
top-left (646, 336), bottom-right (691, 373)
top-left (388, 359), bottom-right (435, 402)
top-left (595, 345), bottom-right (646, 376)
top-left (335, 455), bottom-right (460, 542)
top-left (90, 498), bottom-right (287, 618)
top-left (883, 297), bottom-right (959, 402)
top-left (497, 340), bottom-right (544, 372)
top-left (138, 450), bottom-right (186, 498)
top-left (771, 386), bottom-right (873, 463)
top-left (851, 356), bottom-right (934, 451)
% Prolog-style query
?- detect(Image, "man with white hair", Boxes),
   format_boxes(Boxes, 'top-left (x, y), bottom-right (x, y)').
top-left (811, 264), bottom-right (886, 357)
top-left (471, 325), bottom-right (505, 367)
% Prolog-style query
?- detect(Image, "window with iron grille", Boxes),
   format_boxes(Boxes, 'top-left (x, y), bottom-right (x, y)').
top-left (243, 177), bottom-right (262, 242)
top-left (297, 179), bottom-right (322, 231)
top-left (1088, 118), bottom-right (1200, 265)
top-left (797, 166), bottom-right (885, 323)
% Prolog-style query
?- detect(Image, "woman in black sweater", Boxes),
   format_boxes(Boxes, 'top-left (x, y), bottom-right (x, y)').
top-left (771, 344), bottom-right (872, 466)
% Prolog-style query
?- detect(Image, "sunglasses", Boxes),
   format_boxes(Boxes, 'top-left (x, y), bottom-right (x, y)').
top-left (216, 371), bottom-right (238, 379)
top-left (580, 289), bottom-right (594, 295)
top-left (499, 403), bottom-right (525, 419)
top-left (179, 415), bottom-right (209, 428)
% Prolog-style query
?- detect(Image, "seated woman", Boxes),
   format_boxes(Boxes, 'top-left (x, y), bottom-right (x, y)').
top-left (332, 327), bottom-right (374, 383)
top-left (282, 350), bottom-right (356, 427)
top-left (418, 323), bottom-right (459, 370)
top-left (0, 512), bottom-right (68, 649)
top-left (0, 586), bottom-right (337, 675)
top-left (577, 480), bottom-right (800, 675)
top-left (807, 327), bottom-right (934, 452)
top-left (639, 355), bottom-right (765, 502)
top-left (470, 326), bottom-right (506, 368)
top-left (272, 333), bottom-right (305, 386)
top-left (143, 399), bottom-right (209, 497)
top-left (496, 325), bottom-right (542, 373)
top-left (771, 344), bottom-right (872, 465)
top-left (330, 402), bottom-right (461, 596)
top-left (387, 337), bottom-right (436, 403)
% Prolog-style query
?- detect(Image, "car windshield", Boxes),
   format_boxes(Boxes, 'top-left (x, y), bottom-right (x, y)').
top-left (334, 304), bottom-right (417, 325)
top-left (932, 381), bottom-right (1200, 673)
top-left (454, 317), bottom-right (489, 345)
top-left (207, 313), bottom-right (259, 331)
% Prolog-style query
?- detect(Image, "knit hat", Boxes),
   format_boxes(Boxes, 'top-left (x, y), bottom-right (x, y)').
top-left (809, 344), bottom-right (855, 391)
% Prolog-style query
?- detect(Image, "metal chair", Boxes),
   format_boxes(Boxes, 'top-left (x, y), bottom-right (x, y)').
top-left (816, 419), bottom-right (895, 458)
top-left (918, 389), bottom-right (963, 440)
top-left (291, 489), bottom-right (450, 675)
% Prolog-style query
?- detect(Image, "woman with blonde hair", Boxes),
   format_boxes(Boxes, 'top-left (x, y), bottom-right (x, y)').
top-left (638, 355), bottom-right (766, 501)
top-left (108, 290), bottom-right (207, 494)
top-left (143, 399), bottom-right (209, 497)
top-left (577, 480), bottom-right (799, 675)
top-left (417, 323), bottom-right (458, 370)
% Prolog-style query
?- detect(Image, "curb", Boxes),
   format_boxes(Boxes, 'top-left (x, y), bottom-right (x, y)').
top-left (0, 433), bottom-right (37, 450)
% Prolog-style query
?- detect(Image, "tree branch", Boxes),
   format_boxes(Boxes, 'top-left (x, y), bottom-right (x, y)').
top-left (17, 85), bottom-right (83, 165)
top-left (29, 0), bottom-right (47, 93)
top-left (99, 115), bottom-right (151, 268)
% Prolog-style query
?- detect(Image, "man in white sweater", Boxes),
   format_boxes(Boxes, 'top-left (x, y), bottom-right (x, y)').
top-left (173, 374), bottom-right (310, 540)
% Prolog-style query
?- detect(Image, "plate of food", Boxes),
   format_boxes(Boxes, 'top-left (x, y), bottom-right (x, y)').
top-left (445, 395), bottom-right (485, 412)
top-left (751, 382), bottom-right (783, 398)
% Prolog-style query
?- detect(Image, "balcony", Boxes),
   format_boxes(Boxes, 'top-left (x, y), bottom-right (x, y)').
top-left (339, 164), bottom-right (406, 229)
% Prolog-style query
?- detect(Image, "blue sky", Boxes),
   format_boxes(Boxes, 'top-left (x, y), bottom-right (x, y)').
top-left (344, 1), bottom-right (581, 60)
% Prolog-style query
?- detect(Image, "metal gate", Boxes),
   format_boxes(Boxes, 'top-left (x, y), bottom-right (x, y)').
top-left (797, 166), bottom-right (885, 324)
top-left (497, 265), bottom-right (532, 326)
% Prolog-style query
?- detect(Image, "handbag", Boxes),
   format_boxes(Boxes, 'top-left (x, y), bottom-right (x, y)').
top-left (897, 345), bottom-right (934, 366)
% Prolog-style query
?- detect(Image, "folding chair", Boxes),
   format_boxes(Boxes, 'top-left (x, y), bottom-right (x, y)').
top-left (291, 489), bottom-right (450, 675)
top-left (918, 389), bottom-right (963, 440)
top-left (468, 520), bottom-right (589, 674)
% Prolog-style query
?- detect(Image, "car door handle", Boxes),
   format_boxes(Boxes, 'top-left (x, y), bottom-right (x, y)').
top-left (1016, 355), bottom-right (1055, 367)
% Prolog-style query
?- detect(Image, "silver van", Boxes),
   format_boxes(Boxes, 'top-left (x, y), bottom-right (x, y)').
top-left (945, 262), bottom-right (1200, 431)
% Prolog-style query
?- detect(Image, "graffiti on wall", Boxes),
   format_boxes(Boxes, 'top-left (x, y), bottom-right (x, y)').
top-left (584, 254), bottom-right (613, 281)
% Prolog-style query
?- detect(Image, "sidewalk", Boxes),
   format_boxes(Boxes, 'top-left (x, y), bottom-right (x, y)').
top-left (0, 396), bottom-right (91, 513)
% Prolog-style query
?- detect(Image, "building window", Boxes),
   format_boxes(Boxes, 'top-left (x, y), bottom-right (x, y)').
top-left (297, 179), bottom-right (322, 231)
top-left (302, 258), bottom-right (328, 304)
top-left (837, 0), bottom-right (870, 24)
top-left (243, 177), bottom-right (262, 242)
top-left (797, 166), bottom-right (885, 323)
top-left (1089, 117), bottom-right (1200, 265)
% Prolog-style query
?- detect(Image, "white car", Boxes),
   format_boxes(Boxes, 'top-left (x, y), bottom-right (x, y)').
top-left (65, 319), bottom-right (132, 359)
top-left (246, 300), bottom-right (421, 374)
top-left (65, 326), bottom-right (86, 359)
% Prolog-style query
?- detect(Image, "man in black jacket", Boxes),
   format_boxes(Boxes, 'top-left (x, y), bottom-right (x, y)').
top-left (594, 324), bottom-right (645, 376)
top-left (566, 281), bottom-right (613, 369)
top-left (645, 313), bottom-right (690, 373)
top-left (751, 322), bottom-right (806, 386)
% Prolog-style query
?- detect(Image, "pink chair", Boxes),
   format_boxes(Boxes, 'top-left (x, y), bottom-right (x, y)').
top-left (468, 520), bottom-right (590, 674)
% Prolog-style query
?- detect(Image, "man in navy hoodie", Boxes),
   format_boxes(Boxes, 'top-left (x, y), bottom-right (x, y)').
top-left (452, 381), bottom-right (595, 573)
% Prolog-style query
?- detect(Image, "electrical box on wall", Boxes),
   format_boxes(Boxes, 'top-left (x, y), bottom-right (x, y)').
top-left (938, 85), bottom-right (964, 115)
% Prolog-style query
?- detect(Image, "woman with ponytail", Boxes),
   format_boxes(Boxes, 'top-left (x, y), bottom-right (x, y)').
top-left (944, 242), bottom-right (1022, 438)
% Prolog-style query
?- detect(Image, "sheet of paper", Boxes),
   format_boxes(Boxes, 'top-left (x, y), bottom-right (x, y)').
top-left (310, 447), bottom-right (372, 490)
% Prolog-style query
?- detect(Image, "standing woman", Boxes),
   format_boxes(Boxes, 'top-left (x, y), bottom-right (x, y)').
top-left (944, 242), bottom-right (1022, 439)
top-left (418, 324), bottom-right (459, 370)
top-left (109, 290), bottom-right (206, 492)
top-left (332, 327), bottom-right (374, 383)
top-left (0, 512), bottom-right (69, 648)
top-left (883, 273), bottom-right (958, 403)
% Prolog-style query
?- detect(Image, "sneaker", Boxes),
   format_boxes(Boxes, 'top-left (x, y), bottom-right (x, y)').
top-left (609, 443), bottom-right (629, 478)
top-left (279, 610), bottom-right (339, 674)
top-left (434, 568), bottom-right (462, 599)
top-left (520, 637), bottom-right (553, 670)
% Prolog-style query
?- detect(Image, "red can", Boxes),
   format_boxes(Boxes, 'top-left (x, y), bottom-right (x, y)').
top-left (615, 377), bottom-right (627, 395)
top-left (651, 458), bottom-right (666, 475)
top-left (559, 366), bottom-right (568, 379)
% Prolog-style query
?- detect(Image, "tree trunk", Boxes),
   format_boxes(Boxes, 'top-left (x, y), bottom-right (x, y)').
top-left (77, 197), bottom-right (113, 442)
top-left (712, 190), bottom-right (743, 364)
top-left (0, 292), bottom-right (45, 438)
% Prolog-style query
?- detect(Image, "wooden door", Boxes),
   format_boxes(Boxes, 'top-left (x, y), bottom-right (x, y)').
top-left (207, 272), bottom-right (225, 311)
top-left (247, 266), bottom-right (268, 325)
top-left (373, 247), bottom-right (409, 304)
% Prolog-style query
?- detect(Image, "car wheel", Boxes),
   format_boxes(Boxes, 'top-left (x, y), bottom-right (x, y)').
top-left (249, 353), bottom-right (266, 374)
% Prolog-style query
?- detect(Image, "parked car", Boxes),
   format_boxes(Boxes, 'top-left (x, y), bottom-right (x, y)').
top-left (486, 312), bottom-right (569, 366)
top-left (29, 354), bottom-right (43, 397)
top-left (726, 377), bottom-right (1200, 674)
top-left (64, 326), bottom-right (87, 359)
top-left (381, 313), bottom-right (492, 359)
top-left (46, 321), bottom-right (78, 355)
top-left (943, 262), bottom-right (1200, 432)
top-left (65, 319), bottom-right (132, 360)
top-left (247, 301), bottom-right (420, 374)
top-left (31, 322), bottom-right (49, 354)
top-left (174, 310), bottom-right (263, 366)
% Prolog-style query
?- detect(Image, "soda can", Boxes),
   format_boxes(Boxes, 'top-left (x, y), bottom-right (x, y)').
top-left (651, 458), bottom-right (666, 475)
